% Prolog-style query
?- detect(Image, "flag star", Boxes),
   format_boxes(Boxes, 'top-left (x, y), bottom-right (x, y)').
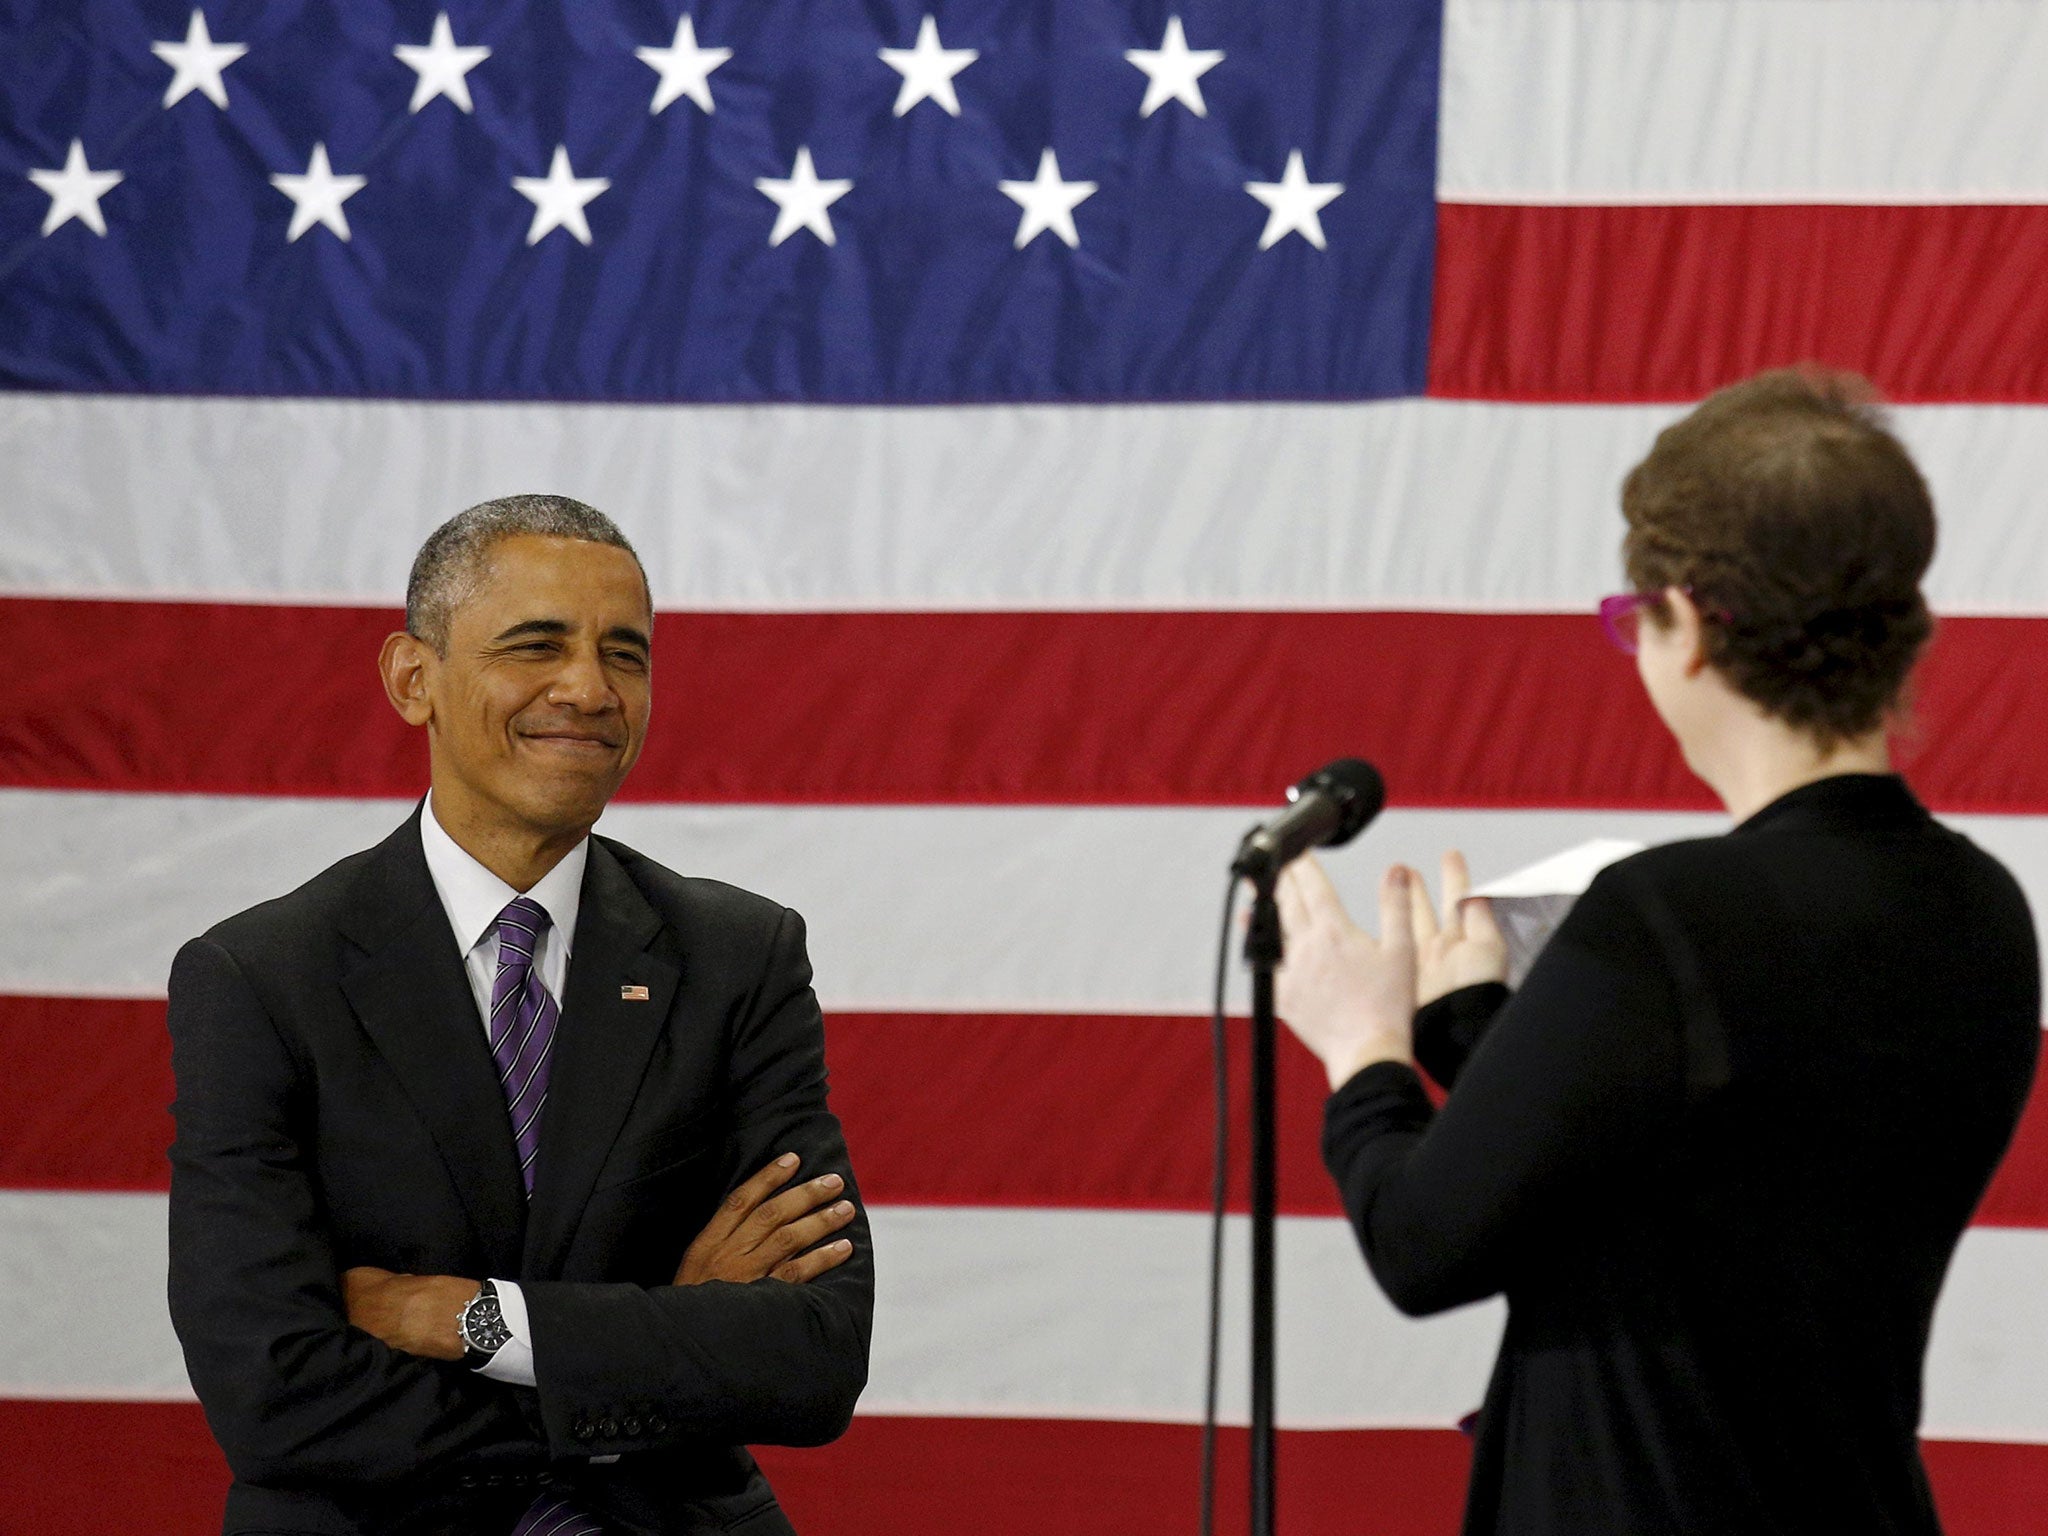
top-left (754, 147), bottom-right (852, 247)
top-left (636, 14), bottom-right (730, 114)
top-left (395, 12), bottom-right (490, 114)
top-left (28, 140), bottom-right (124, 237)
top-left (999, 149), bottom-right (1096, 250)
top-left (512, 146), bottom-right (609, 246)
top-left (1124, 16), bottom-right (1223, 118)
top-left (878, 14), bottom-right (978, 118)
top-left (1245, 150), bottom-right (1343, 251)
top-left (270, 143), bottom-right (366, 243)
top-left (151, 9), bottom-right (248, 110)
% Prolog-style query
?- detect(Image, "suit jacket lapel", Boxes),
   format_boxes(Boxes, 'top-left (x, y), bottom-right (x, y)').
top-left (522, 838), bottom-right (681, 1277)
top-left (337, 808), bottom-right (528, 1276)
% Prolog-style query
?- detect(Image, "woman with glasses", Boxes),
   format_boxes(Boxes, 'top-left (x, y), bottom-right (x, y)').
top-left (1274, 369), bottom-right (2040, 1536)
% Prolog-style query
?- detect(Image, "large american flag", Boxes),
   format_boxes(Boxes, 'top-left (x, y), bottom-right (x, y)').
top-left (6, 2), bottom-right (2048, 1531)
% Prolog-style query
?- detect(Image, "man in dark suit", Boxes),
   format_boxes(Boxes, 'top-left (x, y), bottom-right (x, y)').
top-left (167, 495), bottom-right (871, 1535)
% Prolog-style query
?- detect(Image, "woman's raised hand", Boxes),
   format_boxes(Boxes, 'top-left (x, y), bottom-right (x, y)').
top-left (1273, 855), bottom-right (1420, 1091)
top-left (1409, 850), bottom-right (1510, 1006)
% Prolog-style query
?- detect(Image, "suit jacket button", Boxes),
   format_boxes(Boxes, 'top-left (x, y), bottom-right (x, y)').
top-left (598, 1417), bottom-right (620, 1438)
top-left (622, 1415), bottom-right (643, 1436)
top-left (647, 1414), bottom-right (669, 1435)
top-left (572, 1419), bottom-right (596, 1442)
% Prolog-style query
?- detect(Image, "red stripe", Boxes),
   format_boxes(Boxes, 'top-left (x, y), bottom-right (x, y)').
top-left (1429, 202), bottom-right (2048, 405)
top-left (3, 1401), bottom-right (2040, 1536)
top-left (8, 597), bottom-right (2048, 810)
top-left (0, 996), bottom-right (173, 1193)
top-left (10, 997), bottom-right (2048, 1231)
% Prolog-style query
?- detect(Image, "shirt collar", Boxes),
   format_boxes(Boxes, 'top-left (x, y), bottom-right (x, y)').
top-left (419, 791), bottom-right (589, 958)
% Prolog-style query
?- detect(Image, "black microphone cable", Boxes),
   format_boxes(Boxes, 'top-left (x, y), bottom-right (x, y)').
top-left (1200, 871), bottom-right (1238, 1536)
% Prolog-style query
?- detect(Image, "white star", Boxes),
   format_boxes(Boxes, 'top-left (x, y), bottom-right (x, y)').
top-left (1124, 16), bottom-right (1223, 118)
top-left (395, 12), bottom-right (490, 114)
top-left (754, 147), bottom-right (852, 247)
top-left (878, 15), bottom-right (978, 117)
top-left (511, 146), bottom-right (609, 246)
top-left (1245, 150), bottom-right (1343, 251)
top-left (151, 9), bottom-right (247, 110)
top-left (999, 149), bottom-right (1097, 250)
top-left (270, 143), bottom-right (366, 243)
top-left (28, 140), bottom-right (123, 237)
top-left (636, 14), bottom-right (730, 114)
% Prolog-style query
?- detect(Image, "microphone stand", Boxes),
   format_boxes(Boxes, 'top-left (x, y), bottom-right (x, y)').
top-left (1242, 866), bottom-right (1284, 1536)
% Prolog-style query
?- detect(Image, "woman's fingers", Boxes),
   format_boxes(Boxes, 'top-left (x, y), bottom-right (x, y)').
top-left (1408, 864), bottom-right (1440, 944)
top-left (1463, 892), bottom-right (1506, 948)
top-left (1288, 853), bottom-right (1347, 920)
top-left (1440, 850), bottom-right (1472, 939)
top-left (1274, 861), bottom-right (1310, 935)
top-left (1379, 866), bottom-right (1418, 956)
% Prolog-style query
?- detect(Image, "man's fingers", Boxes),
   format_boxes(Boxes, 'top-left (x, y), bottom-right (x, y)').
top-left (771, 1238), bottom-right (856, 1285)
top-left (760, 1200), bottom-right (858, 1263)
top-left (708, 1154), bottom-right (802, 1241)
top-left (736, 1173), bottom-right (846, 1246)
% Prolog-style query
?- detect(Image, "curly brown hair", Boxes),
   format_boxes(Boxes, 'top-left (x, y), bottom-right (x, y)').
top-left (1621, 368), bottom-right (1935, 747)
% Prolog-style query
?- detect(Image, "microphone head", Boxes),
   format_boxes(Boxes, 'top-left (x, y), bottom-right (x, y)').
top-left (1290, 758), bottom-right (1386, 848)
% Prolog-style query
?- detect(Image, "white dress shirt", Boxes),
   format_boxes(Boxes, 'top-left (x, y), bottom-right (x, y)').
top-left (418, 792), bottom-right (589, 1390)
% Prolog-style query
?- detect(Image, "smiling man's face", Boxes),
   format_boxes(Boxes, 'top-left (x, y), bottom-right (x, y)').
top-left (416, 533), bottom-right (653, 844)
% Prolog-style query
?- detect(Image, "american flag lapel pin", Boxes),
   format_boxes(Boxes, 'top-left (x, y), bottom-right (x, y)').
top-left (620, 985), bottom-right (650, 1002)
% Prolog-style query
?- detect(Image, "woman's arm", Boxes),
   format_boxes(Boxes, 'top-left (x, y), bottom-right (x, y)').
top-left (1306, 869), bottom-right (1687, 1316)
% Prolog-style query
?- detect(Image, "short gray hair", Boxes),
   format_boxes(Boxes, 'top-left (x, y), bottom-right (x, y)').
top-left (405, 494), bottom-right (647, 652)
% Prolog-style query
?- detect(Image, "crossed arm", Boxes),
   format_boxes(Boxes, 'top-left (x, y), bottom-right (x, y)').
top-left (341, 1152), bottom-right (859, 1360)
top-left (167, 909), bottom-right (870, 1489)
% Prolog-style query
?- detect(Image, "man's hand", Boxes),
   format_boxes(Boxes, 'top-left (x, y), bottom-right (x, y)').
top-left (341, 1267), bottom-right (476, 1361)
top-left (676, 1153), bottom-right (857, 1286)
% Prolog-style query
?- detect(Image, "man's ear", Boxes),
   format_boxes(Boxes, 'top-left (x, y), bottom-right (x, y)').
top-left (379, 632), bottom-right (436, 726)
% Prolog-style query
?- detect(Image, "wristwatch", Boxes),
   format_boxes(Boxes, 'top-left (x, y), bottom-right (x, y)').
top-left (457, 1279), bottom-right (511, 1369)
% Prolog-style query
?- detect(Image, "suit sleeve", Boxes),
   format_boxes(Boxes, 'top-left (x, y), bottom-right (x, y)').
top-left (166, 938), bottom-right (544, 1488)
top-left (1321, 870), bottom-right (1685, 1316)
top-left (520, 907), bottom-right (873, 1456)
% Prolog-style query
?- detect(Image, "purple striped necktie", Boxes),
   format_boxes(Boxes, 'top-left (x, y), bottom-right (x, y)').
top-left (489, 895), bottom-right (559, 1195)
top-left (490, 899), bottom-right (610, 1536)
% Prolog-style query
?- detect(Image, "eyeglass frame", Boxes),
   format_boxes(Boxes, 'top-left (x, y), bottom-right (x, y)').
top-left (1599, 586), bottom-right (1726, 655)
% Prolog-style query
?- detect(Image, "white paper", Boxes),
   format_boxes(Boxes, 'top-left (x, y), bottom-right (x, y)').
top-left (1465, 838), bottom-right (1645, 985)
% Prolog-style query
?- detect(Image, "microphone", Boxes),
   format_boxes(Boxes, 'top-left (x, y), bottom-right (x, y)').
top-left (1231, 758), bottom-right (1386, 882)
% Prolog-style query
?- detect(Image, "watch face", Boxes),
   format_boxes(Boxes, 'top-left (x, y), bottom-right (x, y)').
top-left (462, 1287), bottom-right (511, 1354)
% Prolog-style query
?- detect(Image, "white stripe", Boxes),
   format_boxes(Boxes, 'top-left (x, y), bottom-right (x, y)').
top-left (1441, 0), bottom-right (2048, 202)
top-left (11, 789), bottom-right (2048, 1016)
top-left (7, 1192), bottom-right (2047, 1440)
top-left (16, 789), bottom-right (2048, 1017)
top-left (8, 395), bottom-right (2048, 615)
top-left (0, 789), bottom-right (1724, 1009)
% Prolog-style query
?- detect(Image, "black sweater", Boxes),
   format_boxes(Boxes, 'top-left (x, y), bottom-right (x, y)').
top-left (1323, 775), bottom-right (2040, 1535)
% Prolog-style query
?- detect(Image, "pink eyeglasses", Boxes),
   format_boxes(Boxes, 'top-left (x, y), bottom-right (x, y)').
top-left (1599, 587), bottom-right (1726, 654)
top-left (1598, 592), bottom-right (1658, 654)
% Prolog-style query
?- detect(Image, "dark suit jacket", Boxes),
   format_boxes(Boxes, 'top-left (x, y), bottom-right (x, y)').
top-left (1323, 775), bottom-right (2040, 1535)
top-left (166, 806), bottom-right (873, 1536)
